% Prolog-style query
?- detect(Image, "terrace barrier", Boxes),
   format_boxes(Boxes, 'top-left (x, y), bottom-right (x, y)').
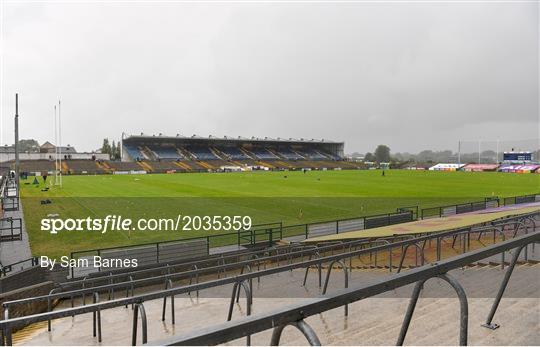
top-left (0, 257), bottom-right (38, 277)
top-left (0, 213), bottom-right (536, 346)
top-left (0, 178), bottom-right (19, 212)
top-left (66, 193), bottom-right (539, 278)
top-left (503, 193), bottom-right (540, 206)
top-left (153, 231), bottom-right (540, 346)
top-left (420, 197), bottom-right (500, 219)
top-left (0, 217), bottom-right (22, 243)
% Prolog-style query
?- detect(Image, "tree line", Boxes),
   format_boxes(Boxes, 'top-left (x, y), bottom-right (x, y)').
top-left (101, 138), bottom-right (121, 160)
top-left (352, 146), bottom-right (540, 165)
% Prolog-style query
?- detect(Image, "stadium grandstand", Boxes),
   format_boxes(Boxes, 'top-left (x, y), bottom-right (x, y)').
top-left (2, 134), bottom-right (363, 176)
top-left (118, 133), bottom-right (361, 173)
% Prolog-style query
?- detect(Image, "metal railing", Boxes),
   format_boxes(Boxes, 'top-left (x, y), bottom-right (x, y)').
top-left (420, 197), bottom-right (500, 219)
top-left (503, 193), bottom-right (540, 206)
top-left (4, 211), bottom-right (536, 310)
top-left (0, 217), bottom-right (22, 243)
top-left (68, 192), bottom-right (539, 276)
top-left (0, 213), bottom-right (536, 346)
top-left (69, 222), bottom-right (281, 277)
top-left (154, 231), bottom-right (540, 346)
top-left (0, 177), bottom-right (19, 212)
top-left (0, 257), bottom-right (38, 277)
top-left (69, 210), bottom-right (415, 278)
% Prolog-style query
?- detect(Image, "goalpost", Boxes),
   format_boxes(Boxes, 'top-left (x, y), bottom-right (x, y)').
top-left (54, 100), bottom-right (63, 188)
top-left (456, 138), bottom-right (539, 164)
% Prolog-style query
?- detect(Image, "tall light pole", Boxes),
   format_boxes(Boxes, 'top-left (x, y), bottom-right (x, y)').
top-left (58, 100), bottom-right (62, 187)
top-left (120, 132), bottom-right (124, 161)
top-left (478, 139), bottom-right (481, 164)
top-left (457, 140), bottom-right (461, 165)
top-left (496, 139), bottom-right (500, 163)
top-left (54, 105), bottom-right (58, 185)
top-left (14, 94), bottom-right (19, 187)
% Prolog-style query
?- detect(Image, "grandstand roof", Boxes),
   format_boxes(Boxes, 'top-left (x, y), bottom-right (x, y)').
top-left (122, 133), bottom-right (343, 145)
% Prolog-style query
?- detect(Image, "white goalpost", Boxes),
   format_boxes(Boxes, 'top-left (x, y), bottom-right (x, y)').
top-left (457, 138), bottom-right (540, 164)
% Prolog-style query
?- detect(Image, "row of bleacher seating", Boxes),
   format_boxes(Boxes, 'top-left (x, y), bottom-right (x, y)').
top-left (124, 144), bottom-right (339, 162)
top-left (217, 146), bottom-right (250, 160)
top-left (64, 160), bottom-right (104, 174)
top-left (107, 162), bottom-right (145, 172)
top-left (124, 146), bottom-right (144, 161)
top-left (18, 160), bottom-right (56, 173)
top-left (184, 146), bottom-right (218, 160)
top-left (275, 148), bottom-right (304, 160)
top-left (249, 147), bottom-right (279, 159)
top-left (13, 158), bottom-right (363, 175)
top-left (147, 146), bottom-right (183, 160)
top-left (299, 148), bottom-right (329, 160)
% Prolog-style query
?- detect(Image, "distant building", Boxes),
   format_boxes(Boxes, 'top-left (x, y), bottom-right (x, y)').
top-left (0, 141), bottom-right (107, 163)
top-left (0, 145), bottom-right (15, 153)
top-left (40, 141), bottom-right (77, 154)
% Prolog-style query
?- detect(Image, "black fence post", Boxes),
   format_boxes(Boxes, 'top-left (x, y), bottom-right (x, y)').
top-left (70, 252), bottom-right (75, 279)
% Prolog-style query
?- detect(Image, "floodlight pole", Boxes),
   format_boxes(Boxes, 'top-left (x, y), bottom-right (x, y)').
top-left (457, 140), bottom-right (461, 165)
top-left (120, 132), bottom-right (124, 161)
top-left (478, 139), bottom-right (481, 164)
top-left (496, 139), bottom-right (499, 163)
top-left (58, 100), bottom-right (62, 188)
top-left (54, 105), bottom-right (58, 185)
top-left (14, 94), bottom-right (20, 187)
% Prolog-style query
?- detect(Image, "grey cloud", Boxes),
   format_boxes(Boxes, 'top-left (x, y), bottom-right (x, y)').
top-left (1, 1), bottom-right (537, 154)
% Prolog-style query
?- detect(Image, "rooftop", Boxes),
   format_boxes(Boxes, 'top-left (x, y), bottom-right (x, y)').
top-left (123, 133), bottom-right (343, 145)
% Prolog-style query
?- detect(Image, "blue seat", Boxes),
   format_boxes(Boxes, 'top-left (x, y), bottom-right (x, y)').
top-left (148, 146), bottom-right (182, 160)
top-left (124, 146), bottom-right (143, 160)
top-left (218, 147), bottom-right (250, 160)
top-left (186, 146), bottom-right (218, 160)
top-left (251, 148), bottom-right (278, 160)
top-left (276, 148), bottom-right (304, 160)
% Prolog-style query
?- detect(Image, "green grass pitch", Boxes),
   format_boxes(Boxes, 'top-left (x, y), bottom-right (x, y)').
top-left (20, 169), bottom-right (539, 258)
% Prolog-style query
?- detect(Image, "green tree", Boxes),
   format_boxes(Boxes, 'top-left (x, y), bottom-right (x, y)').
top-left (17, 139), bottom-right (40, 153)
top-left (111, 141), bottom-right (117, 160)
top-left (101, 138), bottom-right (111, 157)
top-left (374, 145), bottom-right (391, 163)
top-left (364, 152), bottom-right (375, 162)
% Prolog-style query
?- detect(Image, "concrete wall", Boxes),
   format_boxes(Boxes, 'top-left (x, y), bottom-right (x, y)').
top-left (0, 266), bottom-right (69, 293)
top-left (0, 281), bottom-right (56, 321)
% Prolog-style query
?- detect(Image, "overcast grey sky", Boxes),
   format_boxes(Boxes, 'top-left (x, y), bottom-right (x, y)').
top-left (0, 0), bottom-right (538, 154)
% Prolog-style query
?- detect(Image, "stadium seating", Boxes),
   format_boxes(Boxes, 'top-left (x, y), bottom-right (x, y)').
top-left (17, 160), bottom-right (56, 174)
top-left (63, 160), bottom-right (107, 174)
top-left (10, 138), bottom-right (357, 176)
top-left (148, 145), bottom-right (183, 160)
top-left (142, 161), bottom-right (185, 173)
top-left (323, 152), bottom-right (342, 160)
top-left (299, 148), bottom-right (330, 160)
top-left (107, 161), bottom-right (146, 172)
top-left (124, 145), bottom-right (144, 161)
top-left (217, 146), bottom-right (251, 160)
top-left (251, 147), bottom-right (279, 160)
top-left (275, 147), bottom-right (305, 160)
top-left (184, 146), bottom-right (219, 160)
